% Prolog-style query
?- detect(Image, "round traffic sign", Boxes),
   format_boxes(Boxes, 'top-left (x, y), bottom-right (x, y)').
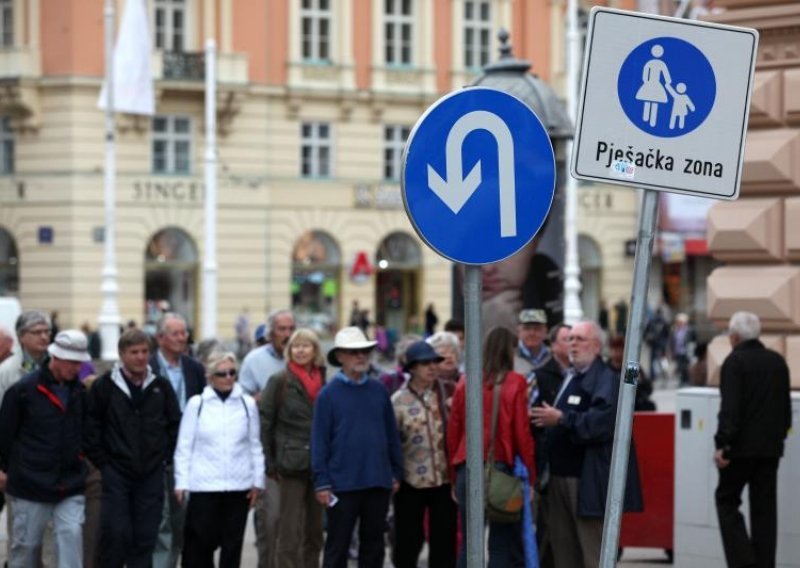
top-left (402, 88), bottom-right (555, 265)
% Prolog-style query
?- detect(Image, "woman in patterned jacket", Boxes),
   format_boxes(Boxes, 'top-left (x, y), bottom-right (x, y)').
top-left (390, 340), bottom-right (457, 568)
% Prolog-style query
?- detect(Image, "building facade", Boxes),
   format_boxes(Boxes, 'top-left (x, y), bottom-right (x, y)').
top-left (0, 0), bottom-right (644, 341)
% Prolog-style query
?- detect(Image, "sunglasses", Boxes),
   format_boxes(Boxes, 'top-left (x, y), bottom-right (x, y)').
top-left (342, 348), bottom-right (373, 356)
top-left (213, 369), bottom-right (237, 378)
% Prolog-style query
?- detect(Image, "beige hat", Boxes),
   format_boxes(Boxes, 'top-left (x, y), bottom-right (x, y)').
top-left (47, 330), bottom-right (91, 363)
top-left (518, 309), bottom-right (547, 325)
top-left (327, 326), bottom-right (377, 367)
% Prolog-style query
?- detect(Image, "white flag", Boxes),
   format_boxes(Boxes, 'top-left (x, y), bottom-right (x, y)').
top-left (98, 0), bottom-right (154, 116)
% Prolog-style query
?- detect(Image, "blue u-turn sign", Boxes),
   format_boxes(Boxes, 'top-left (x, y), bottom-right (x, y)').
top-left (401, 87), bottom-right (556, 266)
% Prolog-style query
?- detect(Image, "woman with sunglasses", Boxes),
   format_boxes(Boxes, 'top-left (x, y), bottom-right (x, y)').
top-left (260, 328), bottom-right (326, 568)
top-left (173, 351), bottom-right (264, 567)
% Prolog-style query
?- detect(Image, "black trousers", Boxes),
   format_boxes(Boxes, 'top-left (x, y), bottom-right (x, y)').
top-left (181, 491), bottom-right (251, 568)
top-left (99, 465), bottom-right (164, 568)
top-left (715, 457), bottom-right (779, 568)
top-left (392, 482), bottom-right (457, 568)
top-left (323, 488), bottom-right (390, 568)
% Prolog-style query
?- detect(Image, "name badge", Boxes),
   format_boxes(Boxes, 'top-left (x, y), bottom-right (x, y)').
top-left (567, 395), bottom-right (581, 405)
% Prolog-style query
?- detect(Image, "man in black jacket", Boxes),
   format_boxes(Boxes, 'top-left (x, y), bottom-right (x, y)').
top-left (0, 329), bottom-right (90, 566)
top-left (149, 312), bottom-right (206, 568)
top-left (714, 311), bottom-right (792, 568)
top-left (85, 328), bottom-right (181, 568)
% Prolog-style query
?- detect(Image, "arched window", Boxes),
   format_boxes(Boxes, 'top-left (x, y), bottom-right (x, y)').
top-left (375, 232), bottom-right (422, 335)
top-left (0, 227), bottom-right (18, 295)
top-left (579, 234), bottom-right (603, 322)
top-left (292, 230), bottom-right (341, 338)
top-left (144, 227), bottom-right (198, 331)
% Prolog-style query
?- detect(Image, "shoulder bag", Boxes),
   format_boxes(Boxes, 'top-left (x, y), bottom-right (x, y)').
top-left (485, 373), bottom-right (524, 523)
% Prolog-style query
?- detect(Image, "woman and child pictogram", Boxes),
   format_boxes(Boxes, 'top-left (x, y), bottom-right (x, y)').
top-left (636, 44), bottom-right (694, 130)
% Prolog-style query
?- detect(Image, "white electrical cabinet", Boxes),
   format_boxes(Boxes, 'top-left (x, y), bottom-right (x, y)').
top-left (675, 387), bottom-right (800, 567)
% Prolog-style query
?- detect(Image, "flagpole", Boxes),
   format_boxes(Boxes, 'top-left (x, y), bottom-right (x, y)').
top-left (202, 39), bottom-right (218, 339)
top-left (99, 0), bottom-right (121, 360)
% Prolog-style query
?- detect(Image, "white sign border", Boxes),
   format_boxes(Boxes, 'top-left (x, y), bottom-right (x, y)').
top-left (571, 7), bottom-right (759, 201)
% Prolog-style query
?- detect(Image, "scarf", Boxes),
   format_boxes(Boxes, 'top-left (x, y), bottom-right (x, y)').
top-left (289, 361), bottom-right (322, 402)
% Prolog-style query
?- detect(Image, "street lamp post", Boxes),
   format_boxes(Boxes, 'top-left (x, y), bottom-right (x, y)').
top-left (563, 0), bottom-right (584, 325)
top-left (99, 0), bottom-right (120, 360)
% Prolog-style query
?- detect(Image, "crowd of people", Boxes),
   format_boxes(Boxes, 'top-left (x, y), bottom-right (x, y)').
top-left (0, 303), bottom-right (784, 568)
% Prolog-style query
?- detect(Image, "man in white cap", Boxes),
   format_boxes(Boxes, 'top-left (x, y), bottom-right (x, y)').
top-left (0, 329), bottom-right (91, 567)
top-left (311, 326), bottom-right (403, 568)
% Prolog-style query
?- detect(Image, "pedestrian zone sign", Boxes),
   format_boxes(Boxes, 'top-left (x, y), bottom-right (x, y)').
top-left (571, 7), bottom-right (758, 200)
top-left (402, 88), bottom-right (555, 265)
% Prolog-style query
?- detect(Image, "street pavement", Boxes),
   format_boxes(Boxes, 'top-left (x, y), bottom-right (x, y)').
top-left (0, 385), bottom-right (680, 566)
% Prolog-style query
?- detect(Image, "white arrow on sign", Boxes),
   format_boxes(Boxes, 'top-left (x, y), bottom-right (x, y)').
top-left (427, 110), bottom-right (517, 237)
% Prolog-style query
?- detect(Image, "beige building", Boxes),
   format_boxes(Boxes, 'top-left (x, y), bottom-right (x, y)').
top-left (704, 0), bottom-right (800, 387)
top-left (0, 0), bottom-right (645, 342)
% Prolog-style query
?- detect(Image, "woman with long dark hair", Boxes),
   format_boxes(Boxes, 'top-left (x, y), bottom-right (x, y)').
top-left (447, 326), bottom-right (535, 568)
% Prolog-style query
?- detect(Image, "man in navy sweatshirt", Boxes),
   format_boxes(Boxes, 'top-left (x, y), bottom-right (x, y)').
top-left (312, 326), bottom-right (403, 568)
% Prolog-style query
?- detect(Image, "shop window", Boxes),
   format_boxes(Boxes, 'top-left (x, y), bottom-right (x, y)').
top-left (144, 227), bottom-right (198, 332)
top-left (578, 234), bottom-right (602, 322)
top-left (375, 232), bottom-right (421, 336)
top-left (0, 227), bottom-right (18, 295)
top-left (292, 230), bottom-right (341, 338)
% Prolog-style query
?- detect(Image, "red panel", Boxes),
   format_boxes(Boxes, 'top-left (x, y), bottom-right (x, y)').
top-left (619, 412), bottom-right (675, 550)
top-left (685, 238), bottom-right (708, 256)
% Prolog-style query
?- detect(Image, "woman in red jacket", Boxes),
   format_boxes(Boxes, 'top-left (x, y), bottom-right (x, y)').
top-left (447, 326), bottom-right (536, 568)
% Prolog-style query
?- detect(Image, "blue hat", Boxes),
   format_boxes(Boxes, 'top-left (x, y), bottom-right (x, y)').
top-left (403, 341), bottom-right (444, 373)
top-left (254, 324), bottom-right (267, 342)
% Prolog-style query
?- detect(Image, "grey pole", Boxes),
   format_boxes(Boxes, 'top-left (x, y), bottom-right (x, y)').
top-left (599, 189), bottom-right (659, 567)
top-left (202, 39), bottom-right (218, 339)
top-left (464, 265), bottom-right (484, 567)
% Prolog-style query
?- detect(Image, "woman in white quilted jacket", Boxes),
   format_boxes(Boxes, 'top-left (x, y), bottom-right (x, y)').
top-left (173, 351), bottom-right (265, 567)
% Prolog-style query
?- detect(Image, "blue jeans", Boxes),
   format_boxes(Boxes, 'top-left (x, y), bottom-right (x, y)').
top-left (455, 464), bottom-right (524, 568)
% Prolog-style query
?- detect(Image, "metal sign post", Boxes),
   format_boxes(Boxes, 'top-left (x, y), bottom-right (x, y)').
top-left (401, 87), bottom-right (556, 568)
top-left (599, 189), bottom-right (659, 567)
top-left (463, 265), bottom-right (484, 566)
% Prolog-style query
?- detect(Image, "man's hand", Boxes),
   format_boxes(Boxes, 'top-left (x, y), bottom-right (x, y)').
top-left (0, 470), bottom-right (6, 492)
top-left (174, 489), bottom-right (186, 506)
top-left (315, 489), bottom-right (332, 507)
top-left (530, 402), bottom-right (563, 428)
top-left (714, 449), bottom-right (730, 469)
top-left (392, 480), bottom-right (400, 495)
top-left (247, 487), bottom-right (262, 508)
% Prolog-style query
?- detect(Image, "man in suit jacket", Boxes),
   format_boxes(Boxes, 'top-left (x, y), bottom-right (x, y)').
top-left (149, 313), bottom-right (206, 568)
top-left (714, 311), bottom-right (792, 568)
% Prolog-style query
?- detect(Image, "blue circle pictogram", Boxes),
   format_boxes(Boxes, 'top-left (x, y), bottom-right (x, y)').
top-left (617, 37), bottom-right (715, 138)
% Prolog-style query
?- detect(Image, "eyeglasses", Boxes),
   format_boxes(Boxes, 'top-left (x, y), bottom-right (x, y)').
top-left (213, 369), bottom-right (237, 378)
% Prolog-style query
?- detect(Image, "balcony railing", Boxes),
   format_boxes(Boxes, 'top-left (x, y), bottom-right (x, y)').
top-left (162, 51), bottom-right (205, 81)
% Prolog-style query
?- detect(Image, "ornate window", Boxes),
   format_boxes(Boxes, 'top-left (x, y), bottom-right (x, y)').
top-left (376, 231), bottom-right (421, 270)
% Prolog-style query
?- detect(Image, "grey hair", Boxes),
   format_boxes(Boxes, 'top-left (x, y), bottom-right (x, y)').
top-left (205, 350), bottom-right (238, 379)
top-left (156, 312), bottom-right (187, 335)
top-left (427, 331), bottom-right (462, 361)
top-left (728, 311), bottom-right (761, 341)
top-left (267, 309), bottom-right (294, 330)
top-left (15, 310), bottom-right (51, 337)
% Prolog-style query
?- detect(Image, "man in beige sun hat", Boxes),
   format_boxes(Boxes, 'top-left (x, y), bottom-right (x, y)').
top-left (312, 326), bottom-right (403, 568)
